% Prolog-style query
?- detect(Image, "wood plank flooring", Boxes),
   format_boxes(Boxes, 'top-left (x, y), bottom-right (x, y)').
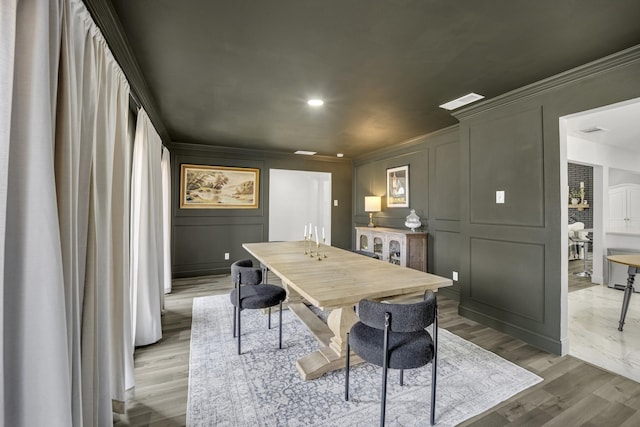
top-left (115, 273), bottom-right (640, 426)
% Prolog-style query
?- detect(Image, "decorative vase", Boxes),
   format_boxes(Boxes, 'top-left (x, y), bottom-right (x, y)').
top-left (404, 209), bottom-right (421, 232)
top-left (571, 198), bottom-right (579, 205)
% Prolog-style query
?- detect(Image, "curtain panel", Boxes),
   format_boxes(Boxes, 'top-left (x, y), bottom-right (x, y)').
top-left (0, 0), bottom-right (19, 422)
top-left (131, 109), bottom-right (164, 347)
top-left (162, 147), bottom-right (172, 294)
top-left (2, 0), bottom-right (137, 425)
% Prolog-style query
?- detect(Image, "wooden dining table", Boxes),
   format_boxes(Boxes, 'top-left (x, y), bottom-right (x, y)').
top-left (607, 254), bottom-right (640, 331)
top-left (243, 240), bottom-right (453, 380)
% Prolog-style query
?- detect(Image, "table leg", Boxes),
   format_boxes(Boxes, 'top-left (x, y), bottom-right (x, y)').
top-left (295, 305), bottom-right (363, 380)
top-left (618, 266), bottom-right (637, 331)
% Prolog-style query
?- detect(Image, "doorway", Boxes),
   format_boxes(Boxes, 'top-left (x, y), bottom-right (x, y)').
top-left (268, 169), bottom-right (332, 243)
top-left (560, 97), bottom-right (640, 382)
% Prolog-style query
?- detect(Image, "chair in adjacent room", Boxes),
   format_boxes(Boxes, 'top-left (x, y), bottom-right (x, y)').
top-left (345, 291), bottom-right (438, 426)
top-left (230, 259), bottom-right (287, 355)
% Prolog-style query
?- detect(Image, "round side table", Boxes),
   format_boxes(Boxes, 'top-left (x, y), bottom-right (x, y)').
top-left (607, 254), bottom-right (640, 331)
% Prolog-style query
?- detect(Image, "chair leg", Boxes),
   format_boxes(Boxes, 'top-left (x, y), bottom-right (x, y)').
top-left (430, 356), bottom-right (437, 425)
top-left (278, 301), bottom-right (283, 349)
top-left (237, 307), bottom-right (242, 355)
top-left (400, 369), bottom-right (404, 386)
top-left (233, 306), bottom-right (237, 338)
top-left (345, 332), bottom-right (350, 401)
top-left (381, 313), bottom-right (390, 427)
top-left (430, 309), bottom-right (438, 425)
top-left (236, 275), bottom-right (242, 355)
top-left (268, 306), bottom-right (272, 329)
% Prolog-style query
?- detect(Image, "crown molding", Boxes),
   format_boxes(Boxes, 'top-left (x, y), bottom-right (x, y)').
top-left (452, 44), bottom-right (640, 121)
top-left (82, 0), bottom-right (170, 144)
top-left (353, 124), bottom-right (460, 164)
top-left (168, 141), bottom-right (352, 164)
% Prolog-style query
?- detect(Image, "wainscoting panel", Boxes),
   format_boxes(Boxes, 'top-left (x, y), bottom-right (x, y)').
top-left (469, 237), bottom-right (545, 323)
top-left (434, 230), bottom-right (460, 297)
top-left (173, 223), bottom-right (263, 277)
top-left (434, 141), bottom-right (460, 221)
top-left (468, 107), bottom-right (544, 227)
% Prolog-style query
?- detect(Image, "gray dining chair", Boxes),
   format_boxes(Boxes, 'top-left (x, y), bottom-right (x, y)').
top-left (229, 259), bottom-right (287, 355)
top-left (345, 290), bottom-right (438, 426)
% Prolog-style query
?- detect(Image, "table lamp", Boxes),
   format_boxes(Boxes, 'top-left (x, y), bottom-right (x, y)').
top-left (364, 196), bottom-right (382, 227)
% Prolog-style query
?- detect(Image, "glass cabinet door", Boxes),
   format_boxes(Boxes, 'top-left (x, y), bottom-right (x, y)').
top-left (359, 234), bottom-right (369, 251)
top-left (373, 237), bottom-right (383, 258)
top-left (388, 239), bottom-right (401, 265)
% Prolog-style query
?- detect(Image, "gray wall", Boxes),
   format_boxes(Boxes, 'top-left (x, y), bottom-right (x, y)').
top-left (169, 143), bottom-right (352, 277)
top-left (353, 127), bottom-right (461, 300)
top-left (354, 46), bottom-right (640, 354)
top-left (453, 46), bottom-right (640, 354)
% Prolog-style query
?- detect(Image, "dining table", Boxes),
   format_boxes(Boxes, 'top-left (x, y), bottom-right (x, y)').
top-left (607, 254), bottom-right (640, 331)
top-left (242, 240), bottom-right (453, 380)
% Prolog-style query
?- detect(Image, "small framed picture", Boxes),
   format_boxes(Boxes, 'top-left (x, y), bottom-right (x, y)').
top-left (386, 165), bottom-right (409, 208)
top-left (180, 164), bottom-right (259, 209)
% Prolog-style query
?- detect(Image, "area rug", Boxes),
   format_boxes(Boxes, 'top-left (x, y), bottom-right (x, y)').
top-left (187, 295), bottom-right (542, 426)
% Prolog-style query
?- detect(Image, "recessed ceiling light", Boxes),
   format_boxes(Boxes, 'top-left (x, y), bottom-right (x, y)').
top-left (307, 99), bottom-right (324, 107)
top-left (337, 153), bottom-right (344, 158)
top-left (439, 93), bottom-right (485, 110)
top-left (295, 150), bottom-right (317, 155)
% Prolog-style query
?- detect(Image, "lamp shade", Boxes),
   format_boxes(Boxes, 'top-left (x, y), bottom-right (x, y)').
top-left (364, 196), bottom-right (382, 212)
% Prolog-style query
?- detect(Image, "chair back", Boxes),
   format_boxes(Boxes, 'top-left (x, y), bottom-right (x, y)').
top-left (231, 259), bottom-right (262, 286)
top-left (358, 291), bottom-right (436, 333)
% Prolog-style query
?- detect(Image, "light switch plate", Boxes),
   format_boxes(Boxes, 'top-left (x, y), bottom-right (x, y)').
top-left (496, 190), bottom-right (505, 204)
top-left (334, 200), bottom-right (338, 206)
top-left (452, 271), bottom-right (459, 281)
top-left (224, 252), bottom-right (230, 260)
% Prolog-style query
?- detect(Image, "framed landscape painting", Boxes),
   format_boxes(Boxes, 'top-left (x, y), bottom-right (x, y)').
top-left (180, 164), bottom-right (259, 209)
top-left (386, 165), bottom-right (409, 208)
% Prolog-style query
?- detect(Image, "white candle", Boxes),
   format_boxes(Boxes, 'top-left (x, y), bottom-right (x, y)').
top-left (309, 223), bottom-right (312, 236)
top-left (322, 227), bottom-right (325, 240)
top-left (315, 226), bottom-right (319, 244)
top-left (304, 225), bottom-right (307, 239)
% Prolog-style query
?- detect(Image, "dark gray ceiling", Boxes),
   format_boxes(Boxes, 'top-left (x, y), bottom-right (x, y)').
top-left (105, 0), bottom-right (640, 158)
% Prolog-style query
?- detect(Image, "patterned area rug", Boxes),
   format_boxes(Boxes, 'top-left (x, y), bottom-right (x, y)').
top-left (187, 295), bottom-right (541, 426)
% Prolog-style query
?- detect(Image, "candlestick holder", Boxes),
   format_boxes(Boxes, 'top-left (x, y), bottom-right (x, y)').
top-left (309, 233), bottom-right (314, 257)
top-left (316, 242), bottom-right (322, 260)
top-left (304, 236), bottom-right (308, 255)
top-left (322, 238), bottom-right (327, 258)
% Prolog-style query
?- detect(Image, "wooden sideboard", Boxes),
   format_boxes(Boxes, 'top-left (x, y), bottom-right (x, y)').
top-left (355, 227), bottom-right (427, 272)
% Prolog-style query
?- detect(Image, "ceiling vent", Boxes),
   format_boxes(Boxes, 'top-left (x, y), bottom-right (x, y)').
top-left (439, 93), bottom-right (485, 110)
top-left (579, 126), bottom-right (608, 134)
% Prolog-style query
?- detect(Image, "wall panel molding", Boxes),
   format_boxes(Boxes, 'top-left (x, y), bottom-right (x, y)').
top-left (469, 238), bottom-right (545, 323)
top-left (468, 107), bottom-right (545, 227)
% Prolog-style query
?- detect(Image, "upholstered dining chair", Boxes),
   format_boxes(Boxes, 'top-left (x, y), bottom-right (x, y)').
top-left (345, 291), bottom-right (438, 426)
top-left (230, 259), bottom-right (287, 355)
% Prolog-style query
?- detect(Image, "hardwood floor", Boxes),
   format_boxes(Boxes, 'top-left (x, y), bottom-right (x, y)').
top-left (115, 273), bottom-right (640, 426)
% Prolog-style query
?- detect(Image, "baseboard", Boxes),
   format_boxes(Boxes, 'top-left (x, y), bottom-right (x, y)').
top-left (173, 267), bottom-right (230, 279)
top-left (458, 305), bottom-right (562, 355)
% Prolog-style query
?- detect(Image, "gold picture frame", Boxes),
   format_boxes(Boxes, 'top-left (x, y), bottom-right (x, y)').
top-left (386, 165), bottom-right (409, 208)
top-left (180, 164), bottom-right (259, 209)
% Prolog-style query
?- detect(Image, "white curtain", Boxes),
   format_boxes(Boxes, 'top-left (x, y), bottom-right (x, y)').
top-left (3, 1), bottom-right (70, 425)
top-left (131, 109), bottom-right (164, 346)
top-left (0, 0), bottom-right (19, 422)
top-left (162, 146), bottom-right (172, 294)
top-left (2, 0), bottom-right (134, 425)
